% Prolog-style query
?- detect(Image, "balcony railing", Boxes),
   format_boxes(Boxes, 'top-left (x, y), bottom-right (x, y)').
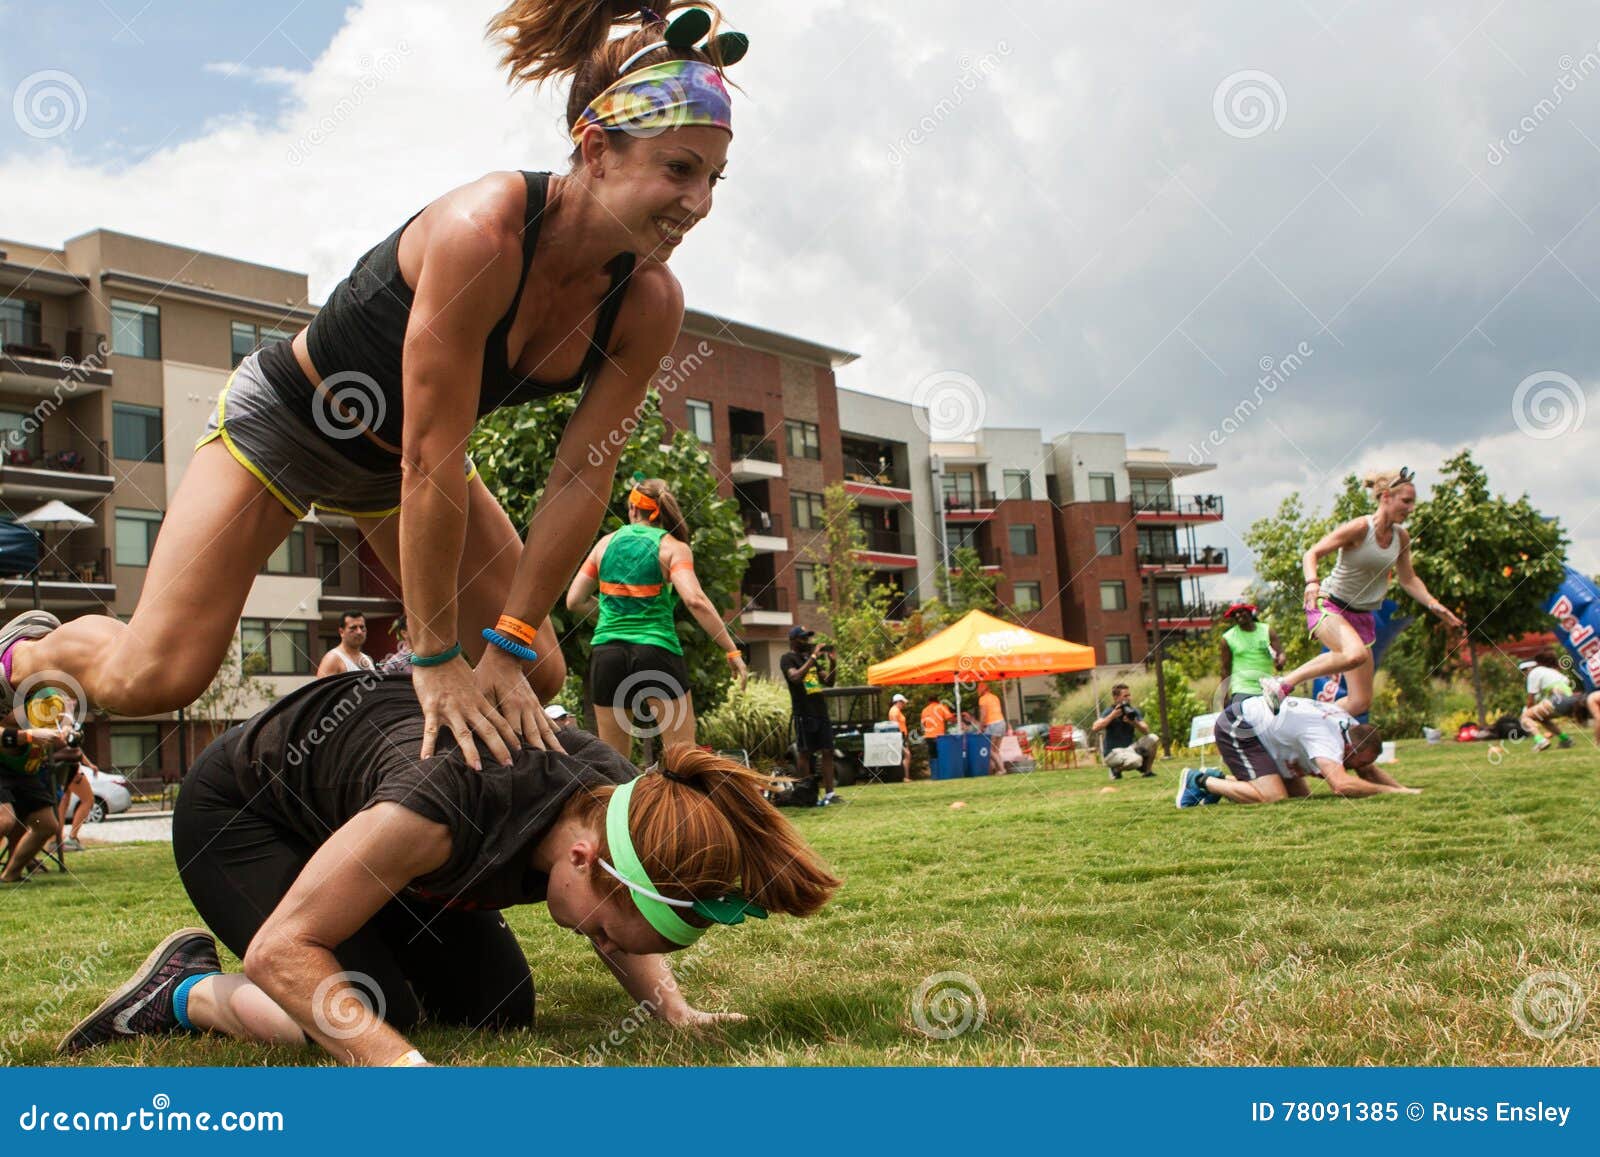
top-left (843, 457), bottom-right (912, 491)
top-left (741, 509), bottom-right (785, 537)
top-left (740, 584), bottom-right (789, 614)
top-left (858, 527), bottom-right (916, 556)
top-left (1, 438), bottom-right (110, 475)
top-left (943, 491), bottom-right (999, 513)
top-left (26, 545), bottom-right (112, 585)
top-left (1145, 599), bottom-right (1227, 623)
top-left (1133, 493), bottom-right (1225, 518)
top-left (730, 432), bottom-right (778, 463)
top-left (0, 321), bottom-right (109, 365)
top-left (1136, 546), bottom-right (1229, 570)
top-left (946, 542), bottom-right (1002, 569)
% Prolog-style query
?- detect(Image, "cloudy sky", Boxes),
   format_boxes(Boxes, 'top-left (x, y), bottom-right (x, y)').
top-left (3, 0), bottom-right (1597, 591)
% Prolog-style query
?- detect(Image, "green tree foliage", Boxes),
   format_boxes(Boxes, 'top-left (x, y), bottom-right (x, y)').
top-left (814, 483), bottom-right (898, 685)
top-left (695, 677), bottom-right (794, 764)
top-left (469, 389), bottom-right (752, 714)
top-left (1160, 660), bottom-right (1207, 754)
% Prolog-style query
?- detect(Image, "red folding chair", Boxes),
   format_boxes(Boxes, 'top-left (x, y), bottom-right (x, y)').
top-left (1043, 724), bottom-right (1080, 769)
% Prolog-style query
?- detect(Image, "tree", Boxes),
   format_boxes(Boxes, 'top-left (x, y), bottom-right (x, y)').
top-left (469, 389), bottom-right (752, 716)
top-left (186, 636), bottom-right (279, 755)
top-left (1408, 450), bottom-right (1569, 723)
top-left (1161, 660), bottom-right (1207, 754)
top-left (813, 483), bottom-right (898, 686)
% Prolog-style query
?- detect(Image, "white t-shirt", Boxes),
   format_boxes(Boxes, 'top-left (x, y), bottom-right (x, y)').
top-left (1239, 696), bottom-right (1351, 772)
top-left (1526, 666), bottom-right (1572, 699)
top-left (332, 648), bottom-right (376, 673)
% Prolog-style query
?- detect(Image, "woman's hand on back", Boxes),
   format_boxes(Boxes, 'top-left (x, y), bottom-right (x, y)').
top-left (474, 646), bottom-right (560, 752)
top-left (412, 657), bottom-right (518, 769)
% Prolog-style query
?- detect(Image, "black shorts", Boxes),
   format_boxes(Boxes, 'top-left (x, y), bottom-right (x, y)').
top-left (0, 771), bottom-right (57, 818)
top-left (172, 728), bottom-right (534, 1032)
top-left (589, 642), bottom-right (691, 716)
top-left (795, 712), bottom-right (834, 754)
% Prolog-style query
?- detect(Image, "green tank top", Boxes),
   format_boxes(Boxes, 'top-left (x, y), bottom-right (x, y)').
top-left (591, 523), bottom-right (682, 654)
top-left (1224, 623), bottom-right (1275, 687)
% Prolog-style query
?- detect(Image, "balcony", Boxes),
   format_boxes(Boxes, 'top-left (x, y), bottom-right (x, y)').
top-left (0, 545), bottom-right (115, 609)
top-left (1145, 599), bottom-right (1226, 630)
top-left (943, 490), bottom-right (999, 521)
top-left (842, 451), bottom-right (913, 506)
top-left (729, 432), bottom-right (782, 482)
top-left (0, 441), bottom-right (114, 502)
top-left (739, 509), bottom-right (788, 555)
top-left (1132, 494), bottom-right (1224, 522)
top-left (855, 526), bottom-right (917, 569)
top-left (739, 583), bottom-right (793, 628)
top-left (0, 323), bottom-right (113, 397)
top-left (1136, 545), bottom-right (1229, 575)
top-left (946, 542), bottom-right (1003, 572)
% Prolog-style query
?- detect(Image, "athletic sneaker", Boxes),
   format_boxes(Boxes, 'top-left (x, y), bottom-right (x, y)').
top-left (1533, 738), bottom-right (1551, 753)
top-left (1259, 677), bottom-right (1289, 714)
top-left (1175, 769), bottom-right (1209, 809)
top-left (57, 928), bottom-right (219, 1055)
top-left (62, 837), bottom-right (84, 852)
top-left (820, 790), bottom-right (842, 806)
top-left (0, 610), bottom-right (61, 702)
top-left (1558, 735), bottom-right (1574, 750)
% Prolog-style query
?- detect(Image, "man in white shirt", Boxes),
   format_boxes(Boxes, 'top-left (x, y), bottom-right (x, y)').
top-left (315, 612), bottom-right (377, 678)
top-left (1176, 696), bottom-right (1418, 806)
top-left (1519, 655), bottom-right (1578, 751)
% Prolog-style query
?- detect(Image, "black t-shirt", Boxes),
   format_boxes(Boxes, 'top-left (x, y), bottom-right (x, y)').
top-left (226, 672), bottom-right (637, 910)
top-left (779, 650), bottom-right (831, 719)
top-left (1099, 703), bottom-right (1142, 753)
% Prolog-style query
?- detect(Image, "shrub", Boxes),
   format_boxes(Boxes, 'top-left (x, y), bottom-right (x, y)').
top-left (696, 678), bottom-right (794, 764)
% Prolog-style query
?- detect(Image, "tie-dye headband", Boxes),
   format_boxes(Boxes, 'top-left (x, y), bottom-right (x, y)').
top-left (571, 59), bottom-right (733, 143)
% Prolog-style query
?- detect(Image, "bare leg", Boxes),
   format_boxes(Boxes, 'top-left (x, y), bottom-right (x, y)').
top-left (356, 476), bottom-right (565, 700)
top-left (1275, 615), bottom-right (1369, 701)
top-left (818, 747), bottom-right (836, 794)
top-left (185, 973), bottom-right (307, 1045)
top-left (1, 806), bottom-right (59, 881)
top-left (593, 703), bottom-right (635, 759)
top-left (1333, 649), bottom-right (1376, 717)
top-left (642, 694), bottom-right (696, 752)
top-left (9, 442), bottom-right (300, 714)
top-left (66, 777), bottom-right (93, 839)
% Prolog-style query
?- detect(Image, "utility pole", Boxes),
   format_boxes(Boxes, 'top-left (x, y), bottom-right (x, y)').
top-left (1146, 570), bottom-right (1172, 756)
top-left (932, 454), bottom-right (961, 721)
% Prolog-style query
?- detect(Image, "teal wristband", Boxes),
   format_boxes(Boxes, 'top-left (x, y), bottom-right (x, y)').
top-left (410, 642), bottom-right (462, 668)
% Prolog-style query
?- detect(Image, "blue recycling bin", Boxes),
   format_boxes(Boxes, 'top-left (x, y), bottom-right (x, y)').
top-left (965, 733), bottom-right (991, 776)
top-left (933, 734), bottom-right (966, 780)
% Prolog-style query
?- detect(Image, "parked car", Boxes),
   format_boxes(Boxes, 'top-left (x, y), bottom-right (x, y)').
top-left (63, 764), bottom-right (133, 824)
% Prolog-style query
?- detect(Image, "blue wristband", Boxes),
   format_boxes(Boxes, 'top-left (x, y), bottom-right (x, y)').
top-left (410, 642), bottom-right (463, 669)
top-left (482, 628), bottom-right (539, 663)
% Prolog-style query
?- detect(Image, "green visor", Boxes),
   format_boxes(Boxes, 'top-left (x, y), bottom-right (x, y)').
top-left (601, 777), bottom-right (767, 947)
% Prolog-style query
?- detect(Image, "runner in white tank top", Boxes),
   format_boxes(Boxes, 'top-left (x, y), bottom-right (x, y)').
top-left (316, 612), bottom-right (378, 679)
top-left (1262, 468), bottom-right (1461, 717)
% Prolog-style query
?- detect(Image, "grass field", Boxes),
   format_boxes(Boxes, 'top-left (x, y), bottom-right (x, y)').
top-left (2, 738), bottom-right (1596, 1067)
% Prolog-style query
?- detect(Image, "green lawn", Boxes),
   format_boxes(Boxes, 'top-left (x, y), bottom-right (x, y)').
top-left (3, 738), bottom-right (1596, 1066)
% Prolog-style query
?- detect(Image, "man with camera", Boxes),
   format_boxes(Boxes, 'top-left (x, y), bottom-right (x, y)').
top-left (780, 625), bottom-right (840, 805)
top-left (1092, 683), bottom-right (1159, 779)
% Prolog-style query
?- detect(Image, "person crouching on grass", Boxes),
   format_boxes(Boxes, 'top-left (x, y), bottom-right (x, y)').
top-left (1175, 695), bottom-right (1419, 807)
top-left (60, 672), bottom-right (839, 1065)
top-left (1521, 684), bottom-right (1600, 752)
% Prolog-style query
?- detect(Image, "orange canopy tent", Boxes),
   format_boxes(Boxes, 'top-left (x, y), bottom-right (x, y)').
top-left (867, 610), bottom-right (1096, 687)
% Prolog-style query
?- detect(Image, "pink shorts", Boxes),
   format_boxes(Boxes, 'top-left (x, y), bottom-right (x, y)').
top-left (1306, 597), bottom-right (1377, 646)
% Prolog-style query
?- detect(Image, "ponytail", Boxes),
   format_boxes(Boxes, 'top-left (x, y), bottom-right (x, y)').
top-left (632, 477), bottom-right (691, 544)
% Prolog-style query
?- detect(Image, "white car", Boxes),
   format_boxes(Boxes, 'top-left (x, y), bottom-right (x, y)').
top-left (64, 764), bottom-right (133, 823)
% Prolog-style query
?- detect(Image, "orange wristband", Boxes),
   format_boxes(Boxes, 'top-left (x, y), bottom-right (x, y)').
top-left (496, 615), bottom-right (537, 646)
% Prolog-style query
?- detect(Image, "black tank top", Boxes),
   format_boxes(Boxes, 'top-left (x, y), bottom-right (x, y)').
top-left (257, 172), bottom-right (635, 473)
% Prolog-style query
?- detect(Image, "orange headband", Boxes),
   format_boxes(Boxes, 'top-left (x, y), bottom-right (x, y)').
top-left (629, 489), bottom-right (660, 522)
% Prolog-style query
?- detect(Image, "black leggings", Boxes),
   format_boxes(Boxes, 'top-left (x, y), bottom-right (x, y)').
top-left (172, 728), bottom-right (534, 1031)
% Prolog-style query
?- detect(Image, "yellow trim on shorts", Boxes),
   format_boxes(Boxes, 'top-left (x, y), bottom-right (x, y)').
top-left (196, 373), bottom-right (310, 520)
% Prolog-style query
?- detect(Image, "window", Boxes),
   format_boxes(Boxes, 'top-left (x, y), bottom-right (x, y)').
top-left (1105, 635), bottom-right (1133, 665)
top-left (109, 724), bottom-right (161, 774)
top-left (240, 618), bottom-right (313, 675)
top-left (1003, 469), bottom-right (1033, 501)
top-left (785, 419), bottom-right (821, 461)
top-left (114, 509), bottom-right (163, 567)
top-left (0, 410), bottom-right (42, 459)
top-left (942, 471), bottom-right (976, 505)
top-left (943, 524), bottom-right (981, 566)
top-left (1129, 477), bottom-right (1172, 509)
top-left (111, 299), bottom-right (160, 359)
top-left (1089, 473), bottom-right (1116, 502)
top-left (795, 563), bottom-right (819, 602)
top-left (686, 399), bottom-right (713, 444)
top-left (262, 526), bottom-right (308, 575)
top-left (1094, 526), bottom-right (1122, 557)
top-left (317, 538), bottom-right (342, 584)
top-left (0, 298), bottom-right (42, 347)
top-left (232, 320), bottom-right (296, 367)
top-left (112, 403), bottom-right (164, 463)
top-left (1009, 524), bottom-right (1037, 556)
top-left (1013, 581), bottom-right (1042, 612)
top-left (1024, 696), bottom-right (1053, 725)
top-left (790, 490), bottom-right (826, 531)
top-left (1100, 581), bottom-right (1127, 611)
top-left (1154, 582), bottom-right (1185, 612)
